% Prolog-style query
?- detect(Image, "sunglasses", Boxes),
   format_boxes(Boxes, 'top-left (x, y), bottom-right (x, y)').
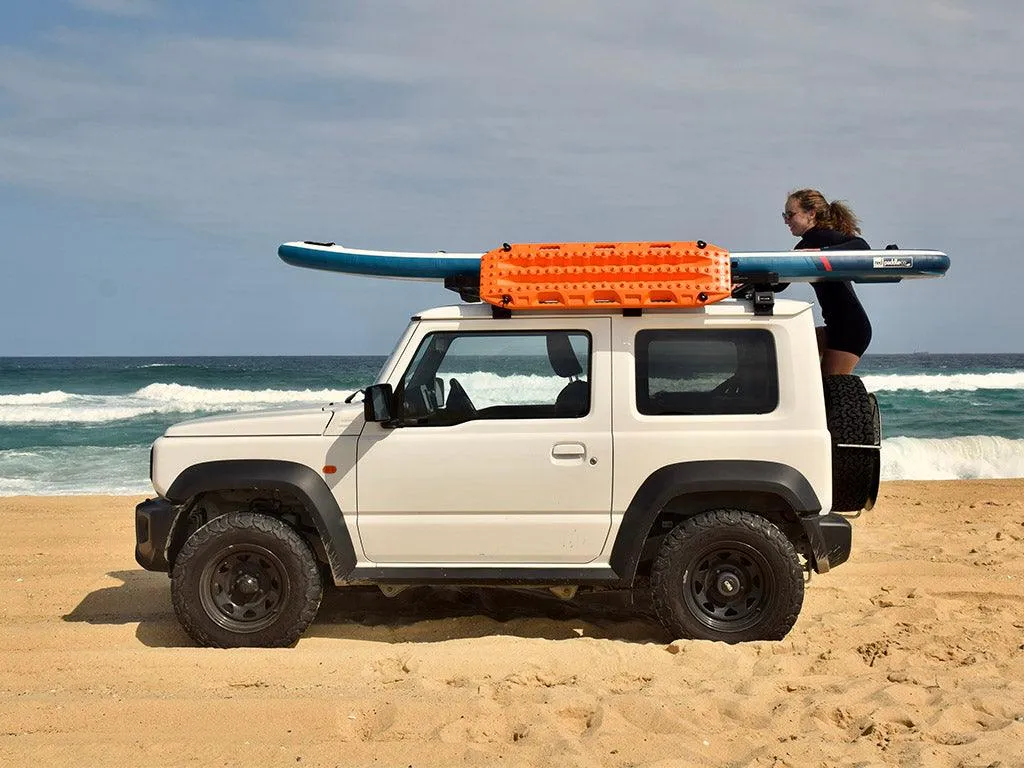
top-left (782, 210), bottom-right (801, 221)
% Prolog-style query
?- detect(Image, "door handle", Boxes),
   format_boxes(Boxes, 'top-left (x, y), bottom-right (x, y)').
top-left (551, 442), bottom-right (587, 459)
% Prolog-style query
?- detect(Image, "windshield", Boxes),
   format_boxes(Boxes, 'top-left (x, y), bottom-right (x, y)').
top-left (375, 319), bottom-right (418, 384)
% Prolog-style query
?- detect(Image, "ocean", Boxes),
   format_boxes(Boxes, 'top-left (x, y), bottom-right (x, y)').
top-left (1, 354), bottom-right (1022, 495)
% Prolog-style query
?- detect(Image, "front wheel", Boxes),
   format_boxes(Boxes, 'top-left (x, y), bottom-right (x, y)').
top-left (651, 509), bottom-right (804, 643)
top-left (171, 511), bottom-right (323, 648)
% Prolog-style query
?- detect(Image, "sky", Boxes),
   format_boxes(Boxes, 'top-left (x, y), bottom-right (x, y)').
top-left (1, 0), bottom-right (1022, 355)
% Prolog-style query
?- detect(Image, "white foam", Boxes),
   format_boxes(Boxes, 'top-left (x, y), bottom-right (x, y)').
top-left (0, 477), bottom-right (34, 493)
top-left (0, 445), bottom-right (151, 496)
top-left (863, 371), bottom-right (1024, 392)
top-left (134, 383), bottom-right (356, 406)
top-left (0, 404), bottom-right (173, 424)
top-left (455, 372), bottom-right (568, 407)
top-left (0, 390), bottom-right (74, 405)
top-left (0, 384), bottom-right (359, 424)
top-left (881, 435), bottom-right (1024, 480)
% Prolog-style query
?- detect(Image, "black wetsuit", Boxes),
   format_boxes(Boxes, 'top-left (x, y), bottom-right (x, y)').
top-left (794, 227), bottom-right (873, 357)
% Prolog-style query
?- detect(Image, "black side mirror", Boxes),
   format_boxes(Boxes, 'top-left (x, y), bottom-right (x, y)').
top-left (363, 383), bottom-right (395, 424)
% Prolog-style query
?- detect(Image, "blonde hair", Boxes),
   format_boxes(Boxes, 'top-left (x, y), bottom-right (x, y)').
top-left (788, 189), bottom-right (861, 237)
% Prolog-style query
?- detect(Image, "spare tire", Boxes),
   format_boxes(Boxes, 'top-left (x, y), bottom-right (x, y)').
top-left (823, 375), bottom-right (881, 512)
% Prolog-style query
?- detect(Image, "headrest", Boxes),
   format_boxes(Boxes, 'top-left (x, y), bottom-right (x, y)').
top-left (547, 333), bottom-right (583, 378)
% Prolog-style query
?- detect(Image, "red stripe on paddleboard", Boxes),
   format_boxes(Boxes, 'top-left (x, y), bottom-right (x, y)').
top-left (821, 256), bottom-right (833, 271)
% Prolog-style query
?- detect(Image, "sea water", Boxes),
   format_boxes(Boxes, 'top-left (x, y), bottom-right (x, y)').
top-left (1, 354), bottom-right (1022, 495)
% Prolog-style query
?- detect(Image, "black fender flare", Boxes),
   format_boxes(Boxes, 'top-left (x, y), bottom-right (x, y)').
top-left (166, 460), bottom-right (357, 582)
top-left (609, 460), bottom-right (821, 580)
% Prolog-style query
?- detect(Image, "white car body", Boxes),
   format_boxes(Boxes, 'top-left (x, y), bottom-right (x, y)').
top-left (150, 299), bottom-right (831, 569)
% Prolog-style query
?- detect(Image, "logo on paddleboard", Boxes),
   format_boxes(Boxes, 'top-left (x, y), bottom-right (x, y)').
top-left (873, 256), bottom-right (913, 269)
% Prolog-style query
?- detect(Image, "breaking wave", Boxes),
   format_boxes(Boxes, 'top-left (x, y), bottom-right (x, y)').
top-left (880, 435), bottom-right (1024, 481)
top-left (863, 371), bottom-right (1024, 392)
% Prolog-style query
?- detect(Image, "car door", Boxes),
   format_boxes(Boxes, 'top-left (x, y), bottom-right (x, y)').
top-left (355, 316), bottom-right (612, 564)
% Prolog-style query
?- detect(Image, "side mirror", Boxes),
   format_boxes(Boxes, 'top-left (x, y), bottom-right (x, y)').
top-left (363, 383), bottom-right (395, 424)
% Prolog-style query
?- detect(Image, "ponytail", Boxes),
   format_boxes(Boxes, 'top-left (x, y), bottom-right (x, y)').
top-left (828, 200), bottom-right (861, 237)
top-left (788, 189), bottom-right (862, 236)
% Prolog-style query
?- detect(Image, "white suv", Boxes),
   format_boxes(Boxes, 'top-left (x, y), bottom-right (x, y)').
top-left (135, 295), bottom-right (879, 647)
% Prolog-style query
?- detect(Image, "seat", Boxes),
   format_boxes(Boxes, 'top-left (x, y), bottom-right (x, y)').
top-left (555, 380), bottom-right (590, 417)
top-left (547, 333), bottom-right (590, 418)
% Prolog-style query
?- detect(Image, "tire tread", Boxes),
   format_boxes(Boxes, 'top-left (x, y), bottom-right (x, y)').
top-left (171, 511), bottom-right (323, 648)
top-left (650, 509), bottom-right (804, 643)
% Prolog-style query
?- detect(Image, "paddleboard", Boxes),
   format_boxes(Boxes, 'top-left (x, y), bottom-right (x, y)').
top-left (278, 241), bottom-right (950, 284)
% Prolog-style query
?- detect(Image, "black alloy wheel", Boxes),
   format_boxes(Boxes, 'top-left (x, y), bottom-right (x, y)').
top-left (198, 543), bottom-right (291, 633)
top-left (682, 541), bottom-right (774, 633)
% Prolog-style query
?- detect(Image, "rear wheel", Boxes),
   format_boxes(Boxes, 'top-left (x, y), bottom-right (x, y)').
top-left (171, 511), bottom-right (323, 648)
top-left (651, 509), bottom-right (804, 642)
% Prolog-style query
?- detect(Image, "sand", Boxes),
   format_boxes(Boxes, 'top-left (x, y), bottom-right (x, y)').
top-left (1, 480), bottom-right (1022, 767)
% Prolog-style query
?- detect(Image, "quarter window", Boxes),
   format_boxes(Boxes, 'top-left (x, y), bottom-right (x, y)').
top-left (635, 330), bottom-right (778, 415)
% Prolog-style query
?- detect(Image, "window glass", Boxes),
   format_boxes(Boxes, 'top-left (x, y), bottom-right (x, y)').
top-left (635, 330), bottom-right (778, 415)
top-left (398, 331), bottom-right (591, 425)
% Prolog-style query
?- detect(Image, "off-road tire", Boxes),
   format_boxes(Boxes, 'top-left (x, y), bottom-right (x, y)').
top-left (651, 509), bottom-right (804, 643)
top-left (823, 375), bottom-right (881, 512)
top-left (171, 511), bottom-right (323, 648)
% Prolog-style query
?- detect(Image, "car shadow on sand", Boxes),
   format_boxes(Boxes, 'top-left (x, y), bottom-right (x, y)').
top-left (61, 569), bottom-right (190, 647)
top-left (308, 584), bottom-right (667, 644)
top-left (62, 572), bottom-right (668, 648)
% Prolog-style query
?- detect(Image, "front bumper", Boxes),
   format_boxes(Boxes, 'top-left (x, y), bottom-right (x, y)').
top-left (800, 513), bottom-right (852, 574)
top-left (135, 497), bottom-right (178, 572)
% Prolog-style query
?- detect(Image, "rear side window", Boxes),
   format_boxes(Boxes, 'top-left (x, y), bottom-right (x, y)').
top-left (635, 330), bottom-right (778, 415)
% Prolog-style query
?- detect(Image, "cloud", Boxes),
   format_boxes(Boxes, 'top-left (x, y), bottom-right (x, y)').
top-left (4, 2), bottom-right (1020, 243)
top-left (1, 1), bottom-right (1023, 352)
top-left (68, 0), bottom-right (159, 18)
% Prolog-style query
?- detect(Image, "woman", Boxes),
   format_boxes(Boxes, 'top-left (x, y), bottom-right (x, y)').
top-left (783, 189), bottom-right (872, 375)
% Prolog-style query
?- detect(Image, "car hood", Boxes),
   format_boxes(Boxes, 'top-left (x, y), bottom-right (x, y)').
top-left (163, 407), bottom-right (336, 437)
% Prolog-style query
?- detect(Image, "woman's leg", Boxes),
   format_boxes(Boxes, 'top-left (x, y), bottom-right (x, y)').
top-left (821, 349), bottom-right (861, 375)
top-left (818, 319), bottom-right (868, 374)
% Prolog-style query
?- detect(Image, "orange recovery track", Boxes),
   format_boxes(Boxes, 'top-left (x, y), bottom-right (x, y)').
top-left (478, 241), bottom-right (732, 310)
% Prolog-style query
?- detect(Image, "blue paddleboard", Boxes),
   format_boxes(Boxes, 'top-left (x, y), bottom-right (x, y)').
top-left (278, 241), bottom-right (950, 284)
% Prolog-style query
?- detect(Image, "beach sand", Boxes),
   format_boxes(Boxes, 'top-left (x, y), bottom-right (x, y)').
top-left (1, 481), bottom-right (1022, 767)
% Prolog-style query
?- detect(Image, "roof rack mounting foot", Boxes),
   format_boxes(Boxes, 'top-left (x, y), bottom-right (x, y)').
top-left (444, 276), bottom-right (481, 303)
top-left (752, 285), bottom-right (775, 316)
top-left (731, 271), bottom-right (779, 316)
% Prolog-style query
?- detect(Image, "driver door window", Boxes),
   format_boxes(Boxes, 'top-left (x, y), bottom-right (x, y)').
top-left (398, 331), bottom-right (591, 425)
